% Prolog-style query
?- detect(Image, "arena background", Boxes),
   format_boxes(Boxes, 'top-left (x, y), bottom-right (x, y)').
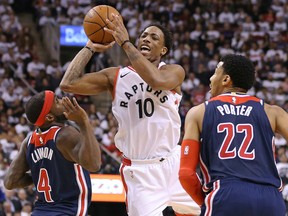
top-left (0, 0), bottom-right (287, 215)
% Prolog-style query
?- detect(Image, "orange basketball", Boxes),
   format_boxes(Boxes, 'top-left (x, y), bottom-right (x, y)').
top-left (83, 5), bottom-right (121, 44)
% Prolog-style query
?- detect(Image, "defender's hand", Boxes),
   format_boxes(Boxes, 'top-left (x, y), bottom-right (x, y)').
top-left (62, 97), bottom-right (88, 124)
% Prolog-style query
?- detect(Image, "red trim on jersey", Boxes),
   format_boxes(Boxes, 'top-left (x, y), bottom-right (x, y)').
top-left (35, 91), bottom-right (55, 126)
top-left (122, 157), bottom-right (132, 166)
top-left (30, 127), bottom-right (60, 147)
top-left (199, 156), bottom-right (211, 193)
top-left (127, 65), bottom-right (136, 72)
top-left (75, 164), bottom-right (87, 216)
top-left (209, 94), bottom-right (260, 105)
top-left (204, 180), bottom-right (220, 216)
top-left (112, 68), bottom-right (120, 101)
top-left (120, 164), bottom-right (129, 213)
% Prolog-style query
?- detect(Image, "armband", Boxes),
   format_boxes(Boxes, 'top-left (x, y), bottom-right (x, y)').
top-left (84, 46), bottom-right (95, 54)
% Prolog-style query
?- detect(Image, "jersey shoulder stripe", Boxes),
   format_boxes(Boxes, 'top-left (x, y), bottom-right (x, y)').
top-left (30, 126), bottom-right (61, 147)
top-left (209, 94), bottom-right (261, 105)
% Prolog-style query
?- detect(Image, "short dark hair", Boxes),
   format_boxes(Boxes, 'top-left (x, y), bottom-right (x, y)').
top-left (139, 23), bottom-right (173, 57)
top-left (221, 54), bottom-right (255, 91)
top-left (25, 92), bottom-right (45, 124)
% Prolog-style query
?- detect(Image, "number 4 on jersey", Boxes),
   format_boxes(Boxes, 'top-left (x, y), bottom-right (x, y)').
top-left (37, 168), bottom-right (54, 202)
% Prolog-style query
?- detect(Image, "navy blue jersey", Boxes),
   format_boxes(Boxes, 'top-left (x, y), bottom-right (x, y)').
top-left (200, 93), bottom-right (282, 192)
top-left (26, 126), bottom-right (91, 216)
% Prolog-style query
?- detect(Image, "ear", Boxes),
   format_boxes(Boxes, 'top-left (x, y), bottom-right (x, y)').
top-left (160, 47), bottom-right (168, 57)
top-left (223, 75), bottom-right (232, 86)
top-left (45, 113), bottom-right (55, 123)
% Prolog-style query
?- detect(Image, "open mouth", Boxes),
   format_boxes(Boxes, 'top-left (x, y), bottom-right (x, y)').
top-left (140, 45), bottom-right (151, 54)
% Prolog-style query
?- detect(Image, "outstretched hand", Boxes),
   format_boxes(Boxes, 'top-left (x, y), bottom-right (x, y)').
top-left (62, 97), bottom-right (88, 124)
top-left (104, 13), bottom-right (130, 47)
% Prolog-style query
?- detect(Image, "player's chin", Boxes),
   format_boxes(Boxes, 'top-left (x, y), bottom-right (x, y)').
top-left (140, 50), bottom-right (150, 56)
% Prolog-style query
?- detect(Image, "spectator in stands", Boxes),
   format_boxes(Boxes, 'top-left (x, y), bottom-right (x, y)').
top-left (1, 1), bottom-right (288, 214)
top-left (26, 55), bottom-right (45, 79)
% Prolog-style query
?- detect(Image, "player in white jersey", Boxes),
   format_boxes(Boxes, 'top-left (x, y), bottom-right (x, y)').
top-left (60, 14), bottom-right (200, 216)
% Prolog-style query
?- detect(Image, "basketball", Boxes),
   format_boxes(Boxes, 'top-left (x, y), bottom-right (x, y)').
top-left (83, 5), bottom-right (121, 44)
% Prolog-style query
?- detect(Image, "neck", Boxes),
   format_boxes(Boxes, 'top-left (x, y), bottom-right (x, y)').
top-left (223, 87), bottom-right (247, 94)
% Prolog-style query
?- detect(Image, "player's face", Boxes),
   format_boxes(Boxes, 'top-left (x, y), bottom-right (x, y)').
top-left (50, 96), bottom-right (67, 123)
top-left (137, 26), bottom-right (167, 63)
top-left (209, 61), bottom-right (226, 97)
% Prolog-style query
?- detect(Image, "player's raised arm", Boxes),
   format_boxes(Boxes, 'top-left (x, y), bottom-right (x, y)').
top-left (59, 41), bottom-right (116, 96)
top-left (57, 97), bottom-right (101, 172)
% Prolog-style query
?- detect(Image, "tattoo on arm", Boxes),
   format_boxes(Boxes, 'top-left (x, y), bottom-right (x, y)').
top-left (62, 48), bottom-right (94, 83)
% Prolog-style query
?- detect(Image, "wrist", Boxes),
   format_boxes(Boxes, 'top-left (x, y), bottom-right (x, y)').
top-left (121, 40), bottom-right (130, 48)
top-left (84, 46), bottom-right (95, 54)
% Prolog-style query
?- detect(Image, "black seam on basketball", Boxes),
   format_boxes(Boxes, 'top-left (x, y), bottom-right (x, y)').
top-left (92, 7), bottom-right (106, 25)
top-left (84, 20), bottom-right (100, 24)
top-left (92, 6), bottom-right (107, 43)
top-left (85, 23), bottom-right (103, 36)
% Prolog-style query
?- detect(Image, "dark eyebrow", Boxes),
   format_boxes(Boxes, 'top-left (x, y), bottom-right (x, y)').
top-left (142, 32), bottom-right (160, 38)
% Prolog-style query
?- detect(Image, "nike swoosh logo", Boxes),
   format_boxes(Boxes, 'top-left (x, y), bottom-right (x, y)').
top-left (120, 72), bottom-right (130, 78)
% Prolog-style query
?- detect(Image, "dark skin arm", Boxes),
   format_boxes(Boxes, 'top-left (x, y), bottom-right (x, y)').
top-left (4, 136), bottom-right (33, 189)
top-left (264, 103), bottom-right (288, 141)
top-left (59, 43), bottom-right (118, 96)
top-left (57, 97), bottom-right (101, 172)
top-left (60, 14), bottom-right (184, 95)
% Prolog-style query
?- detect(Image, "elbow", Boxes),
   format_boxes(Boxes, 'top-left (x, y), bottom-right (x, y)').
top-left (4, 184), bottom-right (13, 190)
top-left (85, 160), bottom-right (102, 173)
top-left (91, 161), bottom-right (102, 172)
top-left (148, 79), bottom-right (162, 90)
top-left (59, 83), bottom-right (72, 93)
top-left (4, 177), bottom-right (13, 190)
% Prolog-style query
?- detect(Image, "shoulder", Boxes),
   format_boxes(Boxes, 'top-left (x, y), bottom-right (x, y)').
top-left (264, 103), bottom-right (285, 116)
top-left (160, 63), bottom-right (184, 72)
top-left (186, 103), bottom-right (205, 121)
top-left (56, 125), bottom-right (80, 146)
top-left (96, 66), bottom-right (119, 77)
top-left (20, 135), bottom-right (31, 152)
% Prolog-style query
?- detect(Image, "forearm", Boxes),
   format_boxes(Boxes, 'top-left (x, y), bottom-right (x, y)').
top-left (179, 139), bottom-right (204, 205)
top-left (60, 47), bottom-right (93, 90)
top-left (77, 119), bottom-right (102, 172)
top-left (122, 42), bottom-right (159, 86)
top-left (4, 172), bottom-right (33, 189)
top-left (179, 170), bottom-right (205, 205)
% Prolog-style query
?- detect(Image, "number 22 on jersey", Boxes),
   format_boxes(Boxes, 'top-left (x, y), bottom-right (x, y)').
top-left (218, 123), bottom-right (255, 160)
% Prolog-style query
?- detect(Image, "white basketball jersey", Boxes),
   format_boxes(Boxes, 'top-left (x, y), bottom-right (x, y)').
top-left (112, 62), bottom-right (182, 160)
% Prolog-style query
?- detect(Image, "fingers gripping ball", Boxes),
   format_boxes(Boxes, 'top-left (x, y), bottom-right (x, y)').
top-left (83, 5), bottom-right (121, 44)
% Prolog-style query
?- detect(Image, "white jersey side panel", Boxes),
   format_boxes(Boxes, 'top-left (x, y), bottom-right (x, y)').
top-left (112, 62), bottom-right (182, 159)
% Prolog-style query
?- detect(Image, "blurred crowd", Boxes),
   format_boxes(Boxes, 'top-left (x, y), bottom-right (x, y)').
top-left (0, 0), bottom-right (287, 215)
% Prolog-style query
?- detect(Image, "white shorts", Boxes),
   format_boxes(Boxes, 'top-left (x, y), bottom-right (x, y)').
top-left (120, 145), bottom-right (201, 216)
